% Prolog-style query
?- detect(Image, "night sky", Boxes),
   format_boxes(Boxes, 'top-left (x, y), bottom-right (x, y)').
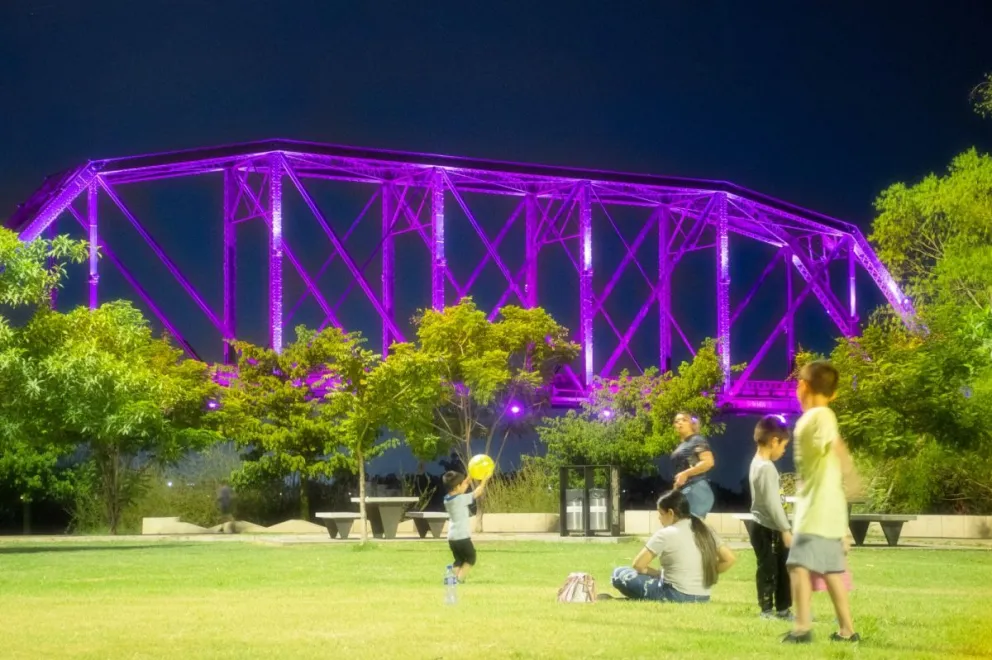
top-left (3, 1), bottom-right (991, 492)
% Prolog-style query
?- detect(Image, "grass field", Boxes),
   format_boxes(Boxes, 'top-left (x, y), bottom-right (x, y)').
top-left (0, 539), bottom-right (989, 659)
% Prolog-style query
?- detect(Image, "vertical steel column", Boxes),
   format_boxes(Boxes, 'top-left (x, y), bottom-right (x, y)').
top-left (268, 157), bottom-right (284, 353)
top-left (222, 169), bottom-right (238, 364)
top-left (87, 182), bottom-right (99, 309)
top-left (785, 249), bottom-right (795, 371)
top-left (848, 236), bottom-right (857, 324)
top-left (658, 205), bottom-right (672, 372)
top-left (524, 193), bottom-right (538, 308)
top-left (431, 170), bottom-right (446, 311)
top-left (381, 181), bottom-right (395, 356)
top-left (579, 184), bottom-right (594, 385)
top-left (715, 193), bottom-right (731, 388)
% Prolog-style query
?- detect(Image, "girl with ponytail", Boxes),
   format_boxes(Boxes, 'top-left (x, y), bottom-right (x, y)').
top-left (606, 490), bottom-right (735, 602)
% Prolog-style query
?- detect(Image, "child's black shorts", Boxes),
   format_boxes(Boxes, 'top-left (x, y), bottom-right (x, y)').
top-left (449, 538), bottom-right (477, 567)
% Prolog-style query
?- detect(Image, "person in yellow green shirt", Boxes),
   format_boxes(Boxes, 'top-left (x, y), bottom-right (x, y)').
top-left (782, 360), bottom-right (860, 645)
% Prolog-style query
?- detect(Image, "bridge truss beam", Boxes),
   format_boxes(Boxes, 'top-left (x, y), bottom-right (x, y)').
top-left (8, 140), bottom-right (915, 415)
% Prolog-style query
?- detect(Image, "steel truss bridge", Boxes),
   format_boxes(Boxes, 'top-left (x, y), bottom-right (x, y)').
top-left (8, 140), bottom-right (914, 414)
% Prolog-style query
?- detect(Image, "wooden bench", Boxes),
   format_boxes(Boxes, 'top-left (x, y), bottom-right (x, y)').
top-left (405, 511), bottom-right (449, 539)
top-left (849, 514), bottom-right (917, 547)
top-left (315, 512), bottom-right (361, 540)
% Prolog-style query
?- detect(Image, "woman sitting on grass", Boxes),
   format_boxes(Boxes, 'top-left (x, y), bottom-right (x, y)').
top-left (607, 490), bottom-right (736, 602)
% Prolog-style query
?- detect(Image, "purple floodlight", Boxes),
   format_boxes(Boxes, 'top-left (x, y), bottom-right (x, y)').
top-left (8, 138), bottom-right (916, 415)
top-left (600, 408), bottom-right (613, 420)
top-left (508, 403), bottom-right (522, 416)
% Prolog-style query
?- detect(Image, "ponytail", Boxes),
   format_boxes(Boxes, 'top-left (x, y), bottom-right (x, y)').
top-left (689, 515), bottom-right (720, 588)
top-left (657, 489), bottom-right (721, 588)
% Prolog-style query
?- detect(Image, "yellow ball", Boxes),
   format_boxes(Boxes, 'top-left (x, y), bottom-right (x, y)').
top-left (468, 454), bottom-right (495, 480)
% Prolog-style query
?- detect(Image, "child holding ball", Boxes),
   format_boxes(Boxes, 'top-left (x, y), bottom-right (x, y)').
top-left (442, 470), bottom-right (491, 583)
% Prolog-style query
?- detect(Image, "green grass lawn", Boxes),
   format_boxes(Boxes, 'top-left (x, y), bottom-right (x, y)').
top-left (0, 539), bottom-right (989, 659)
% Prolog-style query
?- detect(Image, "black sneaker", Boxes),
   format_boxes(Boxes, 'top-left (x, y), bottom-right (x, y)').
top-left (830, 632), bottom-right (861, 643)
top-left (781, 631), bottom-right (813, 644)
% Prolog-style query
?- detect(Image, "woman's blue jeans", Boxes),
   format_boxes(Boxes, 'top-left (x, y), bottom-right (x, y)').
top-left (681, 480), bottom-right (715, 518)
top-left (610, 567), bottom-right (710, 603)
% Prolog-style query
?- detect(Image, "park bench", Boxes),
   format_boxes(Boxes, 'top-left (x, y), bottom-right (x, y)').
top-left (405, 511), bottom-right (449, 539)
top-left (315, 512), bottom-right (361, 540)
top-left (733, 512), bottom-right (917, 547)
top-left (848, 514), bottom-right (917, 547)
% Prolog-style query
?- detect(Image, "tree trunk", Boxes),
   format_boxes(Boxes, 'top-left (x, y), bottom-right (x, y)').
top-left (358, 450), bottom-right (369, 545)
top-left (21, 498), bottom-right (31, 535)
top-left (300, 476), bottom-right (311, 521)
top-left (462, 436), bottom-right (486, 533)
top-left (105, 449), bottom-right (121, 535)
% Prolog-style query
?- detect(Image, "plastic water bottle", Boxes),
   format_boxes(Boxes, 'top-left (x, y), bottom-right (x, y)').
top-left (444, 565), bottom-right (458, 605)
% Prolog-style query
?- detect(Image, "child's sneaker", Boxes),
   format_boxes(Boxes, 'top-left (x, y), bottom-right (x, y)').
top-left (776, 609), bottom-right (795, 621)
top-left (760, 610), bottom-right (777, 620)
top-left (829, 632), bottom-right (861, 643)
top-left (781, 631), bottom-right (813, 644)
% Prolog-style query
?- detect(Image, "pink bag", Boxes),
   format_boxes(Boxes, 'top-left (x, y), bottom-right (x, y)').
top-left (556, 572), bottom-right (597, 603)
top-left (811, 568), bottom-right (853, 592)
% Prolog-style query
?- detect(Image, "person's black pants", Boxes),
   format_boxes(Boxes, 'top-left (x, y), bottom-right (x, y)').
top-left (748, 522), bottom-right (792, 613)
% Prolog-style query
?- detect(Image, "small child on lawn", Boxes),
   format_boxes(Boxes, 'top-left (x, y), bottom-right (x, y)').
top-left (442, 470), bottom-right (491, 583)
top-left (783, 360), bottom-right (861, 644)
top-left (748, 414), bottom-right (793, 620)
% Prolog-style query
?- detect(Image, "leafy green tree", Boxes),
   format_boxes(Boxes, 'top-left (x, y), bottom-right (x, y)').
top-left (1, 302), bottom-right (219, 532)
top-left (0, 227), bottom-right (88, 527)
top-left (0, 226), bottom-right (89, 315)
top-left (797, 305), bottom-right (992, 513)
top-left (220, 327), bottom-right (347, 520)
top-left (972, 72), bottom-right (992, 119)
top-left (794, 148), bottom-right (992, 513)
top-left (871, 149), bottom-right (992, 310)
top-left (392, 298), bottom-right (579, 470)
top-left (323, 341), bottom-right (441, 543)
top-left (536, 339), bottom-right (726, 474)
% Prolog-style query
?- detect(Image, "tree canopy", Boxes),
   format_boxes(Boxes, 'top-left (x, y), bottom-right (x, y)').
top-left (0, 302), bottom-right (219, 531)
top-left (536, 339), bottom-right (725, 474)
top-left (388, 298), bottom-right (578, 469)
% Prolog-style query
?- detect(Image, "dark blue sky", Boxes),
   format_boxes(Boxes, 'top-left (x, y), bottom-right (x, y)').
top-left (3, 0), bottom-right (991, 490)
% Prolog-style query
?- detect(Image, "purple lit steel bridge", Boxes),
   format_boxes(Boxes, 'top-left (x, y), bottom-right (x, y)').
top-left (8, 140), bottom-right (914, 414)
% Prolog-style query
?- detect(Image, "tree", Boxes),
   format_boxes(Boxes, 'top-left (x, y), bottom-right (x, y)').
top-left (0, 227), bottom-right (89, 313)
top-left (797, 147), bottom-right (992, 513)
top-left (0, 227), bottom-right (88, 528)
top-left (2, 302), bottom-right (219, 532)
top-left (392, 298), bottom-right (579, 473)
top-left (323, 341), bottom-right (442, 543)
top-left (796, 307), bottom-right (992, 513)
top-left (535, 339), bottom-right (726, 475)
top-left (871, 149), bottom-right (992, 310)
top-left (220, 326), bottom-right (376, 520)
top-left (971, 72), bottom-right (992, 119)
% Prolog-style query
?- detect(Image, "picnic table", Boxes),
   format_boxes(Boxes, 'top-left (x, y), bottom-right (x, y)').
top-left (350, 497), bottom-right (419, 539)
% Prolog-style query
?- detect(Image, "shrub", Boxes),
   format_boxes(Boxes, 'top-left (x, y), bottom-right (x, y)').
top-left (483, 459), bottom-right (559, 514)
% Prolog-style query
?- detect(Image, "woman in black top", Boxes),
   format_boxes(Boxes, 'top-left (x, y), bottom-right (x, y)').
top-left (671, 411), bottom-right (716, 517)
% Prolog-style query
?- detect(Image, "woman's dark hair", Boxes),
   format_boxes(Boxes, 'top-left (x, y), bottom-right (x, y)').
top-left (656, 490), bottom-right (720, 588)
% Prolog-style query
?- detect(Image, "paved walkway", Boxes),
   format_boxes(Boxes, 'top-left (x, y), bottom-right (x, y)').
top-left (0, 533), bottom-right (989, 550)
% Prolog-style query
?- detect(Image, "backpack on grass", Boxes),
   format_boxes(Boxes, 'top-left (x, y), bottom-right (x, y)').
top-left (556, 572), bottom-right (597, 603)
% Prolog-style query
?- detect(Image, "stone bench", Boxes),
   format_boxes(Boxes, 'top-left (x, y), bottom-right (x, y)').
top-left (405, 511), bottom-right (449, 539)
top-left (849, 514), bottom-right (917, 547)
top-left (315, 512), bottom-right (361, 540)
